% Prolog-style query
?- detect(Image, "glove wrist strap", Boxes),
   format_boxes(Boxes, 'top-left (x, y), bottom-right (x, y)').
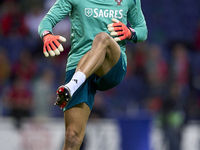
top-left (128, 27), bottom-right (136, 40)
top-left (42, 30), bottom-right (53, 40)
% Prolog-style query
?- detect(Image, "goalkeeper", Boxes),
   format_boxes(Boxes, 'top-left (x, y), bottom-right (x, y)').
top-left (38, 0), bottom-right (147, 149)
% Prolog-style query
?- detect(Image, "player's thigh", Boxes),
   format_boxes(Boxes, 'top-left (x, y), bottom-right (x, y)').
top-left (95, 33), bottom-right (121, 76)
top-left (64, 103), bottom-right (91, 138)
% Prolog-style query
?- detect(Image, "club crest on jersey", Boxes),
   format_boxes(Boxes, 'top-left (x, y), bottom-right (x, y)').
top-left (85, 8), bottom-right (93, 17)
top-left (115, 0), bottom-right (122, 5)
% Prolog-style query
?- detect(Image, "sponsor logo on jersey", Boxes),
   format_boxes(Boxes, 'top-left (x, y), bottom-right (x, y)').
top-left (115, 0), bottom-right (123, 6)
top-left (85, 8), bottom-right (123, 19)
top-left (85, 8), bottom-right (93, 17)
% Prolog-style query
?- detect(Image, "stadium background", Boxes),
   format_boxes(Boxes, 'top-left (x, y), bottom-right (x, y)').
top-left (0, 0), bottom-right (200, 150)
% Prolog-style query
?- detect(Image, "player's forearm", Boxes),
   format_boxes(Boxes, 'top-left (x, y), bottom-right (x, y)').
top-left (38, 19), bottom-right (54, 39)
top-left (127, 0), bottom-right (148, 43)
top-left (129, 10), bottom-right (148, 43)
top-left (38, 12), bottom-right (64, 38)
top-left (133, 24), bottom-right (148, 43)
top-left (38, 0), bottom-right (71, 38)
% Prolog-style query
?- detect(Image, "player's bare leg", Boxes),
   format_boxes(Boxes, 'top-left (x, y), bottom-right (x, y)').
top-left (61, 32), bottom-right (121, 150)
top-left (62, 103), bottom-right (90, 150)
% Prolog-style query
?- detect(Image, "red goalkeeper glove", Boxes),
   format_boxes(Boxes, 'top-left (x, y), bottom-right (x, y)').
top-left (107, 18), bottom-right (135, 42)
top-left (42, 31), bottom-right (66, 57)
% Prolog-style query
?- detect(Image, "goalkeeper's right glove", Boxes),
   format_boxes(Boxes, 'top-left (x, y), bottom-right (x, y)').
top-left (42, 31), bottom-right (66, 57)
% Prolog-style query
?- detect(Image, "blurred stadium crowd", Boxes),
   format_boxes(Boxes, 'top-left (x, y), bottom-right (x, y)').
top-left (0, 0), bottom-right (200, 145)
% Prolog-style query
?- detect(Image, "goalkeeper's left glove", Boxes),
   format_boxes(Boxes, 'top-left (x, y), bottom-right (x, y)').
top-left (107, 18), bottom-right (135, 42)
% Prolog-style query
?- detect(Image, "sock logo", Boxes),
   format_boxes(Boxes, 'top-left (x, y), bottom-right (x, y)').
top-left (72, 79), bottom-right (78, 84)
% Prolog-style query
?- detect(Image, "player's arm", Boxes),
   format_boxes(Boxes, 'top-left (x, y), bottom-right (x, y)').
top-left (127, 0), bottom-right (148, 43)
top-left (38, 0), bottom-right (72, 57)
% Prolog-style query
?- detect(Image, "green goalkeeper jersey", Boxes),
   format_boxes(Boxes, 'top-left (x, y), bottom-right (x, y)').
top-left (38, 0), bottom-right (147, 71)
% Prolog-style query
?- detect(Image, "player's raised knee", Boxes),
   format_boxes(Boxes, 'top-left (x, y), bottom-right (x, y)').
top-left (94, 32), bottom-right (111, 44)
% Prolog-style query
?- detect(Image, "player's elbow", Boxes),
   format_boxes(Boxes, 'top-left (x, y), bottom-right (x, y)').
top-left (137, 27), bottom-right (148, 43)
top-left (143, 27), bottom-right (148, 41)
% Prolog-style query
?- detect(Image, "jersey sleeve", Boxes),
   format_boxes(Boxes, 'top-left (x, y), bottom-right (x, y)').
top-left (38, 0), bottom-right (73, 38)
top-left (127, 0), bottom-right (148, 43)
